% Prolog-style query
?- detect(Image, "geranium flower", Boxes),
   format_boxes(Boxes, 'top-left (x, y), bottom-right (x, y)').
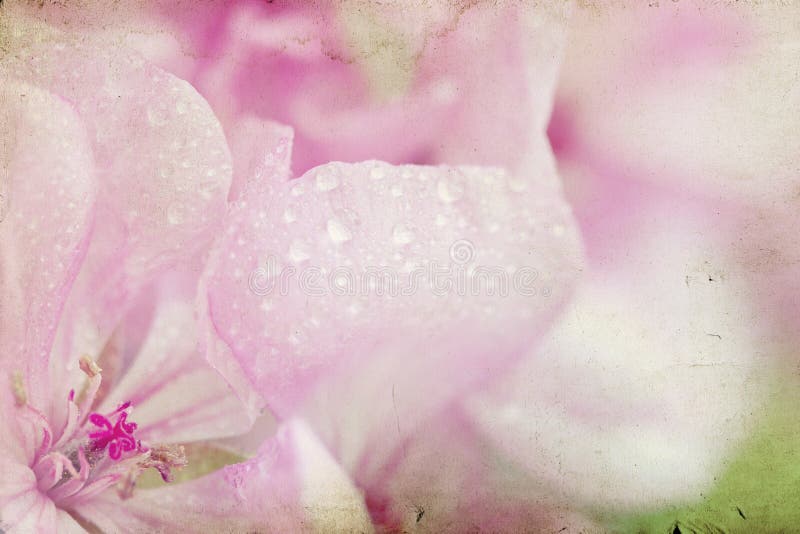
top-left (0, 38), bottom-right (368, 532)
top-left (4, 1), bottom-right (796, 532)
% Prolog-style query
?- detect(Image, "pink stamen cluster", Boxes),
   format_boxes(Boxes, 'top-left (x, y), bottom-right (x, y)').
top-left (15, 356), bottom-right (186, 509)
top-left (23, 394), bottom-right (144, 508)
top-left (88, 402), bottom-right (143, 460)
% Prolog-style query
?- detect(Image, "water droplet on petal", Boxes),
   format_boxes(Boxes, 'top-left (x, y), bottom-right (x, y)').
top-left (392, 223), bottom-right (415, 245)
top-left (146, 105), bottom-right (168, 127)
top-left (167, 203), bottom-right (185, 225)
top-left (370, 166), bottom-right (385, 180)
top-left (315, 172), bottom-right (339, 192)
top-left (509, 176), bottom-right (528, 192)
top-left (291, 183), bottom-right (307, 197)
top-left (288, 239), bottom-right (311, 263)
top-left (327, 218), bottom-right (353, 244)
top-left (283, 208), bottom-right (297, 224)
top-left (288, 329), bottom-right (308, 346)
top-left (437, 180), bottom-right (463, 203)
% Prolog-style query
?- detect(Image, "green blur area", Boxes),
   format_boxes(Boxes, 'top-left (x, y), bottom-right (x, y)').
top-left (136, 444), bottom-right (245, 489)
top-left (605, 372), bottom-right (800, 533)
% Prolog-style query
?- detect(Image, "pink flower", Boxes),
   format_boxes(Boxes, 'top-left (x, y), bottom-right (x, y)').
top-left (0, 38), bottom-right (368, 532)
top-left (3, 1), bottom-right (794, 532)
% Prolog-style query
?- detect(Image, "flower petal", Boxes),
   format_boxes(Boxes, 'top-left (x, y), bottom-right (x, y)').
top-left (73, 419), bottom-right (371, 533)
top-left (0, 77), bottom-right (96, 430)
top-left (468, 191), bottom-right (765, 509)
top-left (225, 115), bottom-right (294, 202)
top-left (0, 458), bottom-right (86, 532)
top-left (552, 4), bottom-right (798, 200)
top-left (2, 40), bottom-right (232, 422)
top-left (202, 149), bottom-right (583, 478)
top-left (96, 270), bottom-right (250, 445)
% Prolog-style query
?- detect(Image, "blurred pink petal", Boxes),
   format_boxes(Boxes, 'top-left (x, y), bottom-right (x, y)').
top-left (551, 4), bottom-right (800, 213)
top-left (360, 407), bottom-right (602, 532)
top-left (37, 1), bottom-right (566, 175)
top-left (468, 184), bottom-right (765, 509)
top-left (191, 2), bottom-right (567, 175)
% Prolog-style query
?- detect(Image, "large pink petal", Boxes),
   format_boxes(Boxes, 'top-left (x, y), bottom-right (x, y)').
top-left (202, 142), bottom-right (583, 481)
top-left (2, 40), bottom-right (232, 423)
top-left (73, 419), bottom-right (371, 533)
top-left (0, 78), bottom-right (96, 445)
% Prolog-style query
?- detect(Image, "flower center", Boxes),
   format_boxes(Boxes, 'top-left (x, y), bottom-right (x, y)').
top-left (13, 355), bottom-right (186, 509)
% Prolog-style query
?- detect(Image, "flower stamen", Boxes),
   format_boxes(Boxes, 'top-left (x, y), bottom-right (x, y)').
top-left (78, 354), bottom-right (102, 377)
top-left (88, 407), bottom-right (142, 461)
top-left (11, 370), bottom-right (26, 406)
top-left (139, 443), bottom-right (188, 483)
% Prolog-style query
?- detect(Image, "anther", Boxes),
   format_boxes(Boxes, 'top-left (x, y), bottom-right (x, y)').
top-left (79, 354), bottom-right (102, 377)
top-left (11, 371), bottom-right (26, 406)
top-left (139, 444), bottom-right (188, 482)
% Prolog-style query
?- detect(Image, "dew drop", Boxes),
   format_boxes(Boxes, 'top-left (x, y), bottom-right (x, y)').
top-left (327, 218), bottom-right (353, 244)
top-left (437, 180), bottom-right (463, 203)
top-left (283, 208), bottom-right (297, 224)
top-left (167, 203), bottom-right (185, 225)
top-left (146, 105), bottom-right (168, 127)
top-left (392, 223), bottom-right (415, 245)
top-left (370, 166), bottom-right (385, 180)
top-left (288, 329), bottom-right (308, 346)
top-left (288, 239), bottom-right (311, 263)
top-left (315, 172), bottom-right (339, 192)
top-left (509, 176), bottom-right (528, 192)
top-left (290, 183), bottom-right (307, 197)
